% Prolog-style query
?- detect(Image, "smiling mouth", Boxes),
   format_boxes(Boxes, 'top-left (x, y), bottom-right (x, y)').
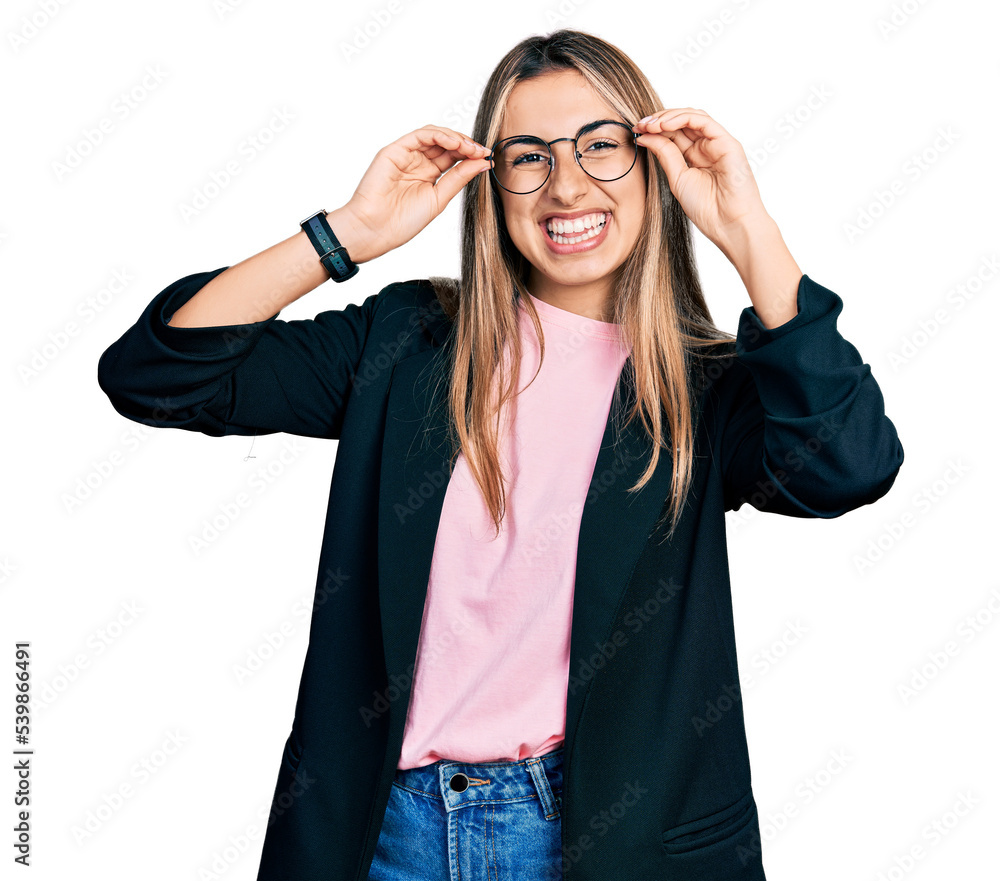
top-left (544, 212), bottom-right (609, 244)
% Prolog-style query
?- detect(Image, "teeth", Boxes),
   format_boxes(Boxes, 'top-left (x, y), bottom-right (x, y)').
top-left (546, 212), bottom-right (606, 234)
top-left (545, 212), bottom-right (608, 244)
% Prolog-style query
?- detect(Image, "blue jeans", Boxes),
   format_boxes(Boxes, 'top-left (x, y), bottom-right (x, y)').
top-left (367, 746), bottom-right (564, 881)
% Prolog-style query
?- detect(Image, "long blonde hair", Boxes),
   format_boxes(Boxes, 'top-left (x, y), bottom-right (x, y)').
top-left (427, 28), bottom-right (734, 543)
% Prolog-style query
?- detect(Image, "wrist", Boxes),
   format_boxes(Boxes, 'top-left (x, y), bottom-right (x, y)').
top-left (324, 205), bottom-right (376, 265)
top-left (721, 214), bottom-right (802, 330)
top-left (716, 210), bottom-right (780, 269)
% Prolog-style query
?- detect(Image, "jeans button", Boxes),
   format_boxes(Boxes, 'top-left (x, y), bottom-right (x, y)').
top-left (449, 772), bottom-right (469, 792)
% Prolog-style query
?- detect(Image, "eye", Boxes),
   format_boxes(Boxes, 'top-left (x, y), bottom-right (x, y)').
top-left (512, 150), bottom-right (550, 167)
top-left (583, 139), bottom-right (619, 153)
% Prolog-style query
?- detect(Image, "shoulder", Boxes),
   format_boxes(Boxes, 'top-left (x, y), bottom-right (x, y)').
top-left (371, 278), bottom-right (451, 315)
top-left (365, 278), bottom-right (456, 351)
top-left (687, 338), bottom-right (751, 393)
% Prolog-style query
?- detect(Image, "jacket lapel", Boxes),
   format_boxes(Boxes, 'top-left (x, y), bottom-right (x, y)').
top-left (376, 318), bottom-right (676, 763)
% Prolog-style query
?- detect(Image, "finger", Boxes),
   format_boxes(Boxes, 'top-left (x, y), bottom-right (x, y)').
top-left (424, 145), bottom-right (490, 177)
top-left (405, 127), bottom-right (491, 175)
top-left (635, 109), bottom-right (733, 142)
top-left (635, 111), bottom-right (741, 172)
top-left (431, 153), bottom-right (493, 206)
top-left (635, 107), bottom-right (708, 124)
top-left (405, 125), bottom-right (491, 158)
top-left (378, 137), bottom-right (483, 183)
top-left (635, 109), bottom-right (717, 142)
top-left (635, 131), bottom-right (690, 190)
top-left (659, 128), bottom-right (696, 155)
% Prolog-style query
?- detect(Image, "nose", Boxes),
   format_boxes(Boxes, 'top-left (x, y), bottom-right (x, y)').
top-left (545, 141), bottom-right (589, 203)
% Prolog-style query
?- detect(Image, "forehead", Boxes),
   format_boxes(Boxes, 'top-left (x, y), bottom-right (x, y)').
top-left (500, 69), bottom-right (620, 139)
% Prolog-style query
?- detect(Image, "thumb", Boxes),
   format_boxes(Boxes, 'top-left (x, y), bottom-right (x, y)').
top-left (433, 155), bottom-right (494, 207)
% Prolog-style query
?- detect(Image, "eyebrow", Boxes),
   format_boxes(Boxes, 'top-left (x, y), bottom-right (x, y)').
top-left (498, 118), bottom-right (629, 144)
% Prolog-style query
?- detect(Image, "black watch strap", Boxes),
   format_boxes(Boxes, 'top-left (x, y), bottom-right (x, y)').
top-left (299, 210), bottom-right (359, 282)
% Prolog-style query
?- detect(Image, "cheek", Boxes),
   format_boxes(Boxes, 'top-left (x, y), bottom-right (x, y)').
top-left (510, 214), bottom-right (539, 249)
top-left (624, 192), bottom-right (647, 240)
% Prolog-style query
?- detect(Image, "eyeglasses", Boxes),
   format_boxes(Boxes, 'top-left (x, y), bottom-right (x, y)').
top-left (489, 119), bottom-right (641, 195)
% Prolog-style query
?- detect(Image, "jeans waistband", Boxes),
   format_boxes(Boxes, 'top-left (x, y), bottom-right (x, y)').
top-left (393, 746), bottom-right (564, 818)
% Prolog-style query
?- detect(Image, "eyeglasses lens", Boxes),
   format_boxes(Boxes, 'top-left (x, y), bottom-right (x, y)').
top-left (493, 123), bottom-right (636, 194)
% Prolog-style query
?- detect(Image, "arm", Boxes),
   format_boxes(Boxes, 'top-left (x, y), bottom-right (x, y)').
top-left (97, 123), bottom-right (494, 436)
top-left (166, 206), bottom-right (374, 328)
top-left (97, 266), bottom-right (386, 439)
top-left (715, 273), bottom-right (904, 517)
top-left (98, 124), bottom-right (492, 437)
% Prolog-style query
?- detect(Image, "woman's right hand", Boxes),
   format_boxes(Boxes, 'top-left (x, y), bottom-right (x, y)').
top-left (330, 125), bottom-right (493, 264)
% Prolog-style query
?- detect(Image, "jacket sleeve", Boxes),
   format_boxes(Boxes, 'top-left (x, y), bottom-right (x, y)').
top-left (714, 273), bottom-right (904, 517)
top-left (96, 266), bottom-right (383, 439)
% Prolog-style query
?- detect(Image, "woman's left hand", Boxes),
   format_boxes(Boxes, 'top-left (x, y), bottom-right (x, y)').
top-left (633, 109), bottom-right (769, 257)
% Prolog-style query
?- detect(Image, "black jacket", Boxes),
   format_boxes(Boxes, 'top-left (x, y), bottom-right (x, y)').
top-left (97, 267), bottom-right (903, 880)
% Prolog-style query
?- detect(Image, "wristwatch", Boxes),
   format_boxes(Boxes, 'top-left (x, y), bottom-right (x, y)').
top-left (299, 210), bottom-right (359, 282)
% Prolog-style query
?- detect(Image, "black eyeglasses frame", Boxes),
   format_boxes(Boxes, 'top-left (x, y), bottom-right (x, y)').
top-left (488, 119), bottom-right (643, 195)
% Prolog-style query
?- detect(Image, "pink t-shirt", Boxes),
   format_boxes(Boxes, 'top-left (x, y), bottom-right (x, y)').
top-left (397, 289), bottom-right (632, 769)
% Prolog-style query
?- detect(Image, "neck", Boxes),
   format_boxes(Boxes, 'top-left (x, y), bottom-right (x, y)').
top-left (526, 273), bottom-right (615, 323)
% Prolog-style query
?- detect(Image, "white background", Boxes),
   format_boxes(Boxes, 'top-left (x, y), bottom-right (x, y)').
top-left (2, 0), bottom-right (997, 878)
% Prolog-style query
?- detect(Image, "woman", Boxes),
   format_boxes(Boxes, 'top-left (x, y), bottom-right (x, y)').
top-left (98, 28), bottom-right (903, 881)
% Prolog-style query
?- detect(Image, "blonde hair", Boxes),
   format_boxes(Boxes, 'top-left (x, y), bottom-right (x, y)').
top-left (427, 28), bottom-right (734, 543)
